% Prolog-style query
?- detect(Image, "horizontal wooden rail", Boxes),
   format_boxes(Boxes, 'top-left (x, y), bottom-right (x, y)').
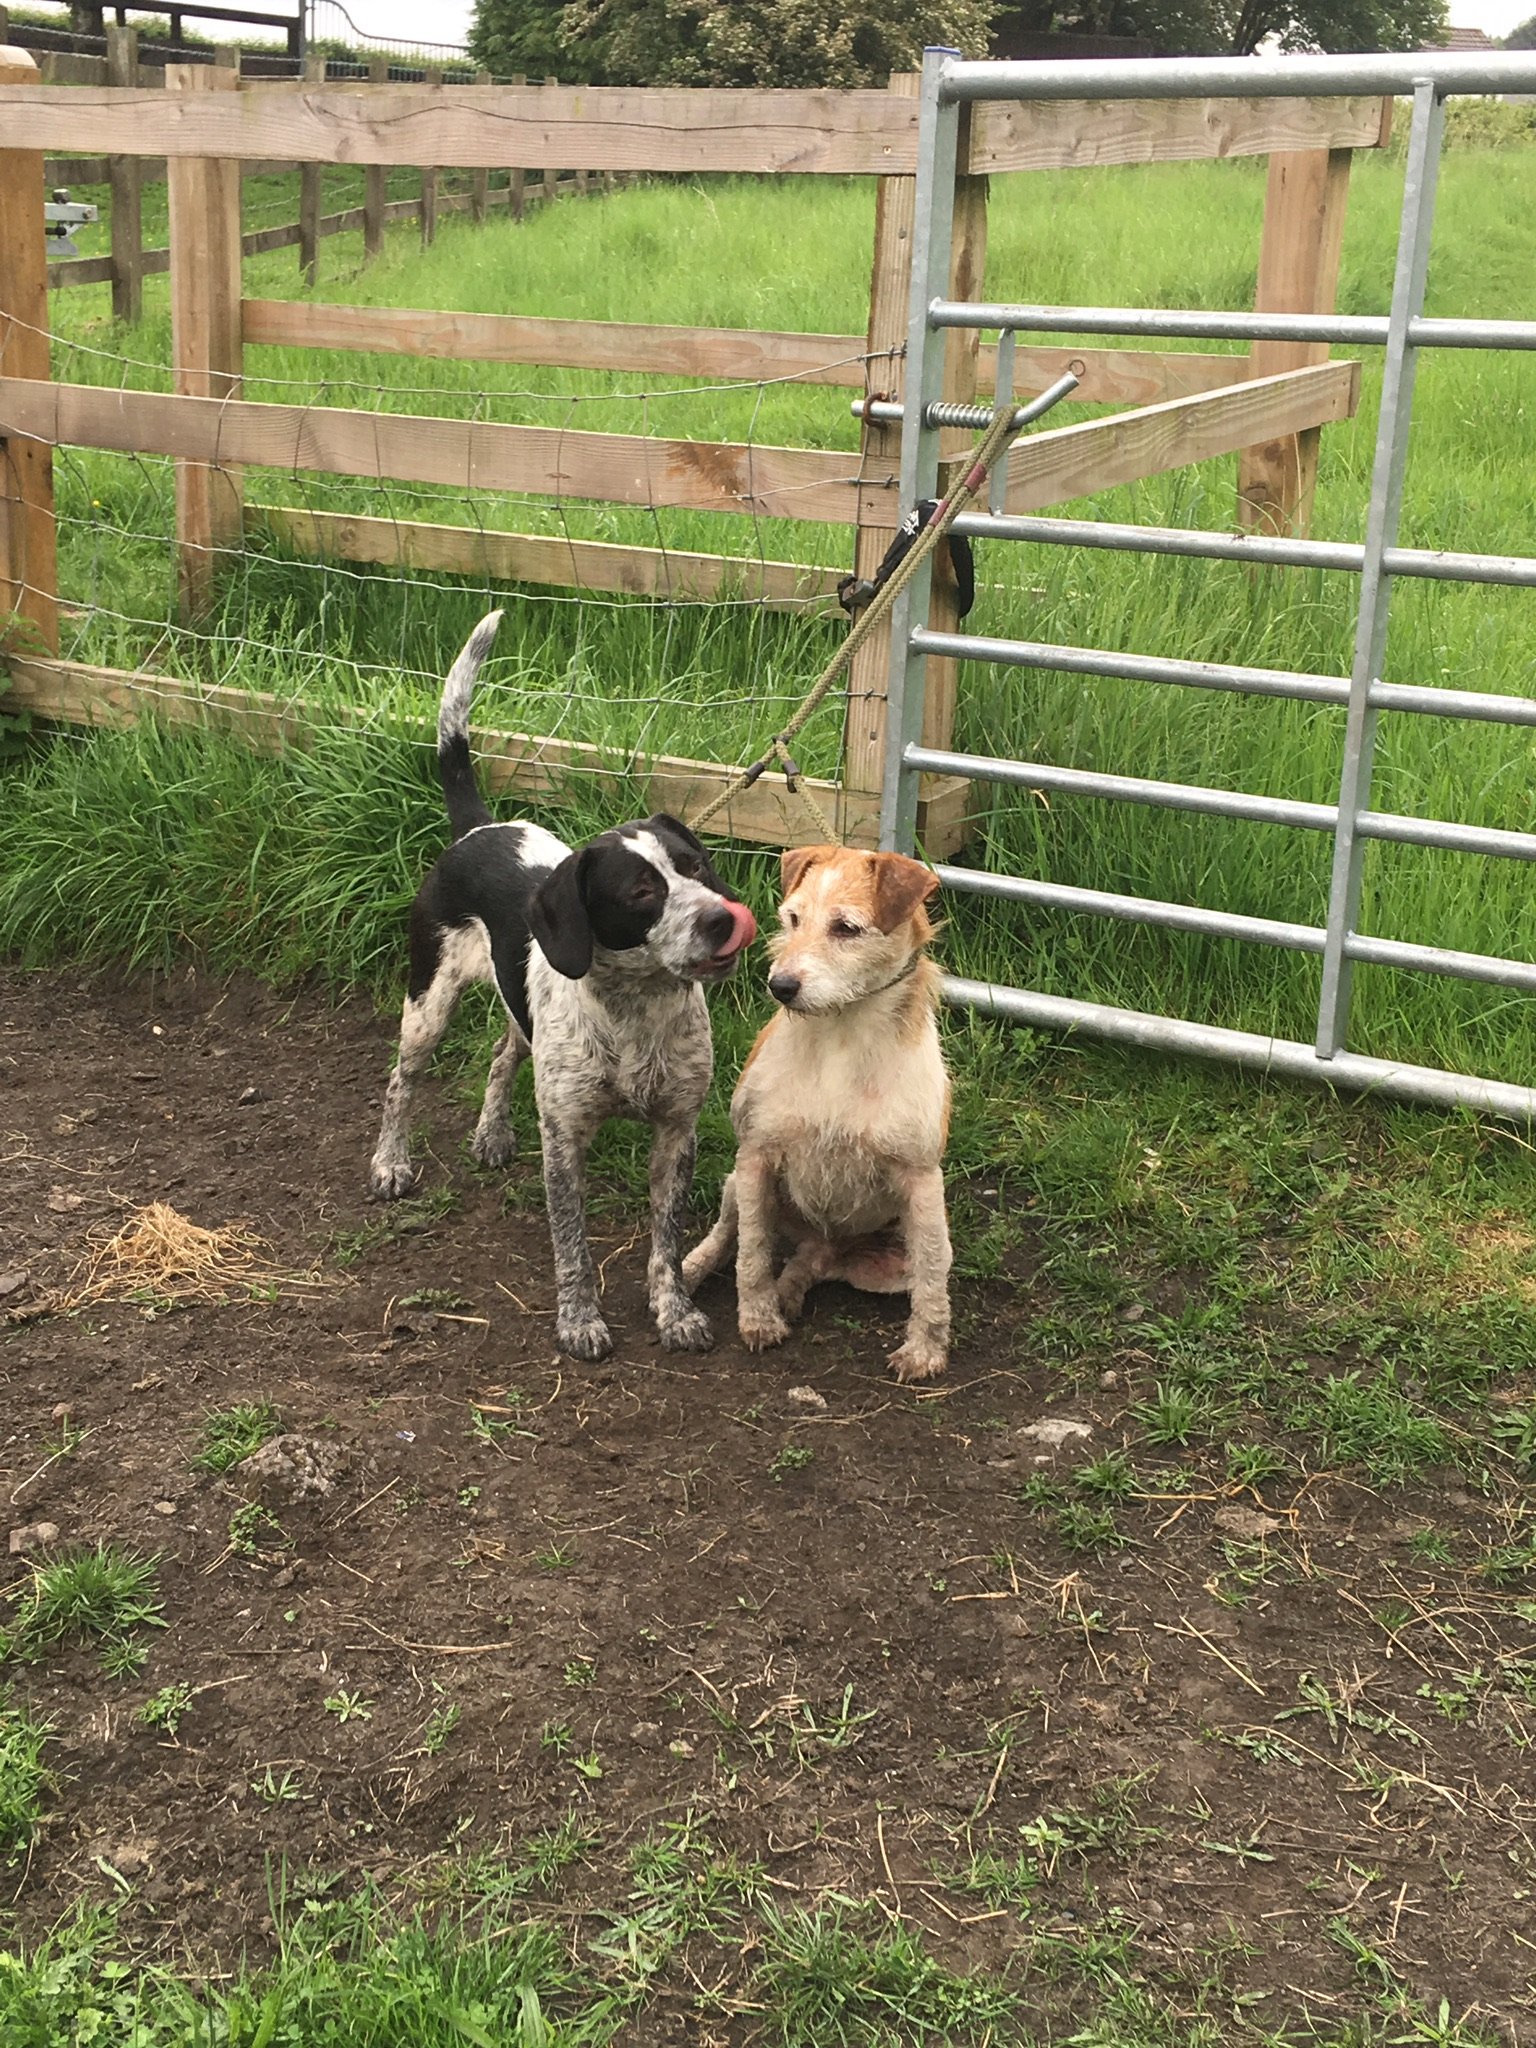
top-left (0, 83), bottom-right (1391, 176)
top-left (967, 92), bottom-right (1390, 173)
top-left (252, 504), bottom-right (846, 609)
top-left (241, 300), bottom-right (1254, 406)
top-left (2, 652), bottom-right (970, 853)
top-left (242, 298), bottom-right (883, 386)
top-left (0, 82), bottom-right (921, 173)
top-left (0, 377), bottom-right (901, 526)
top-left (1000, 359), bottom-right (1360, 513)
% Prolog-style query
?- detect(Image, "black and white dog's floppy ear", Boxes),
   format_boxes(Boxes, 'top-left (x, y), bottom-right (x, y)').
top-left (528, 850), bottom-right (594, 980)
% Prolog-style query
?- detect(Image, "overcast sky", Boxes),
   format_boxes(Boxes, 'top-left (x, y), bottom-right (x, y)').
top-left (180, 0), bottom-right (1530, 57)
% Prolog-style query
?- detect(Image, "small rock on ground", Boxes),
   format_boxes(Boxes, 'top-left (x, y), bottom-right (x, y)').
top-left (232, 1434), bottom-right (347, 1504)
top-left (8, 1521), bottom-right (60, 1556)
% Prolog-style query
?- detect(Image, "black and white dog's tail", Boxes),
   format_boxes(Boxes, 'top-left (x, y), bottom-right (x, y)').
top-left (436, 609), bottom-right (505, 841)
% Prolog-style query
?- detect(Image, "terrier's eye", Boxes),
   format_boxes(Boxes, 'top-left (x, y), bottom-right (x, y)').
top-left (783, 909), bottom-right (800, 930)
top-left (829, 917), bottom-right (863, 939)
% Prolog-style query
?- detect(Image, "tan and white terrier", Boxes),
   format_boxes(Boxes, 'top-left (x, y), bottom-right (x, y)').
top-left (683, 845), bottom-right (953, 1381)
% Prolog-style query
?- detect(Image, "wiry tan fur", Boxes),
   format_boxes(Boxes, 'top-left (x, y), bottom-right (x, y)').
top-left (683, 846), bottom-right (953, 1382)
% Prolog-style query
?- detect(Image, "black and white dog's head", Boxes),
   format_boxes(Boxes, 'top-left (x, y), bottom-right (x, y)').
top-left (528, 814), bottom-right (757, 984)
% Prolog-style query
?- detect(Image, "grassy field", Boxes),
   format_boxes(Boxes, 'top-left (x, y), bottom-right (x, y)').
top-left (4, 133), bottom-right (1536, 2044)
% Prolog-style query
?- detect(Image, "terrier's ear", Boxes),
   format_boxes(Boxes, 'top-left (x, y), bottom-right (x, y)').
top-left (870, 854), bottom-right (940, 935)
top-left (527, 850), bottom-right (594, 980)
top-left (780, 845), bottom-right (830, 897)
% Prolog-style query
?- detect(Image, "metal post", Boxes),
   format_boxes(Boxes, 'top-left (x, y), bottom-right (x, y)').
top-left (879, 46), bottom-right (962, 855)
top-left (1314, 80), bottom-right (1444, 1059)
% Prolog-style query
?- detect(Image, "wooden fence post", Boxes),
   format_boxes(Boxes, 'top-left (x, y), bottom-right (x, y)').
top-left (106, 23), bottom-right (142, 324)
top-left (508, 73), bottom-right (526, 221)
top-left (1236, 145), bottom-right (1354, 536)
top-left (0, 44), bottom-right (58, 653)
top-left (298, 48), bottom-right (324, 285)
top-left (543, 76), bottom-right (559, 204)
top-left (167, 61), bottom-right (242, 622)
top-left (363, 53), bottom-right (387, 259)
top-left (421, 66), bottom-right (441, 245)
top-left (842, 80), bottom-right (985, 831)
top-left (471, 69), bottom-right (490, 222)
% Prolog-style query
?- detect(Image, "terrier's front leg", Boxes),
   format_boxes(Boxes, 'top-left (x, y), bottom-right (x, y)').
top-left (648, 1120), bottom-right (712, 1352)
top-left (889, 1165), bottom-right (951, 1382)
top-left (735, 1151), bottom-right (789, 1350)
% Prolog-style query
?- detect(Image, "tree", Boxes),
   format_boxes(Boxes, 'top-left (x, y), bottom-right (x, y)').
top-left (1506, 12), bottom-right (1536, 45)
top-left (471, 0), bottom-right (994, 89)
top-left (468, 0), bottom-right (606, 81)
top-left (1000, 0), bottom-right (1446, 54)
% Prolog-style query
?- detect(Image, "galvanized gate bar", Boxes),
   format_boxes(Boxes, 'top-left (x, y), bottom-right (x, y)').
top-left (915, 624), bottom-right (1536, 726)
top-left (951, 513), bottom-right (1536, 591)
top-left (885, 47), bottom-right (1536, 1118)
top-left (934, 866), bottom-right (1536, 995)
top-left (940, 977), bottom-right (1536, 1121)
top-left (943, 51), bottom-right (1536, 98)
top-left (926, 305), bottom-right (1536, 350)
top-left (1315, 80), bottom-right (1443, 1060)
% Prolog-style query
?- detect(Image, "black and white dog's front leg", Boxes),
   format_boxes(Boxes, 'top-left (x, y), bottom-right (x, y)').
top-left (647, 1120), bottom-right (712, 1351)
top-left (538, 1110), bottom-right (612, 1361)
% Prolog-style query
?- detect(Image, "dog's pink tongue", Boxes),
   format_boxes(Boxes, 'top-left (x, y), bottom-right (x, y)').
top-left (716, 899), bottom-right (758, 959)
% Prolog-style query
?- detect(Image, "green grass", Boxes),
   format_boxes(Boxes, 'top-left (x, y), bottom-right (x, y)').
top-left (0, 1545), bottom-right (165, 1674)
top-left (0, 1690), bottom-right (50, 1860)
top-left (193, 1399), bottom-right (282, 1472)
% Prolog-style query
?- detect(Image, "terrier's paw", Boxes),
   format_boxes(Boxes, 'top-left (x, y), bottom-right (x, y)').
top-left (368, 1155), bottom-right (417, 1201)
top-left (889, 1336), bottom-right (948, 1384)
top-left (470, 1125), bottom-right (516, 1170)
top-left (659, 1303), bottom-right (714, 1353)
top-left (556, 1311), bottom-right (614, 1363)
top-left (739, 1306), bottom-right (791, 1352)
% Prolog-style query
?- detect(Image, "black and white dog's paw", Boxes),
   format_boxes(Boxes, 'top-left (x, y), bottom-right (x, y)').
top-left (556, 1310), bottom-right (614, 1362)
top-left (659, 1302), bottom-right (713, 1353)
top-left (368, 1154), bottom-right (418, 1201)
top-left (470, 1125), bottom-right (516, 1170)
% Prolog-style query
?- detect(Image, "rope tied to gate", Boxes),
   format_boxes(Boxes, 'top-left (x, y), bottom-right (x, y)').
top-left (689, 400), bottom-right (1024, 841)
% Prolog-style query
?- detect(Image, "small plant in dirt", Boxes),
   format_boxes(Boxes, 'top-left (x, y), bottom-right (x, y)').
top-left (564, 1658), bottom-right (597, 1689)
top-left (945, 1841), bottom-right (1040, 1912)
top-left (324, 1689), bottom-right (374, 1725)
top-left (398, 1287), bottom-right (473, 1312)
top-left (520, 1814), bottom-right (600, 1888)
top-left (769, 1444), bottom-right (814, 1481)
top-left (534, 1544), bottom-right (576, 1571)
top-left (469, 1404), bottom-right (532, 1446)
top-left (227, 1501), bottom-right (285, 1558)
top-left (540, 1720), bottom-right (573, 1755)
top-left (137, 1682), bottom-right (194, 1737)
top-left (419, 1700), bottom-right (461, 1755)
top-left (1478, 1539), bottom-right (1536, 1587)
top-left (331, 1186), bottom-right (458, 1267)
top-left (252, 1765), bottom-right (304, 1803)
top-left (1225, 1441), bottom-right (1288, 1488)
top-left (1132, 1381), bottom-right (1203, 1447)
top-left (572, 1748), bottom-right (604, 1781)
top-left (194, 1401), bottom-right (281, 1473)
top-left (1055, 1502), bottom-right (1128, 1556)
top-left (1, 1544), bottom-right (164, 1673)
top-left (1074, 1451), bottom-right (1138, 1500)
top-left (0, 1688), bottom-right (51, 1857)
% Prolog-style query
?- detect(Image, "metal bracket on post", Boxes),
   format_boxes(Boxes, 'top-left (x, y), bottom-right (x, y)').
top-left (44, 189), bottom-right (99, 260)
top-left (1314, 79), bottom-right (1445, 1061)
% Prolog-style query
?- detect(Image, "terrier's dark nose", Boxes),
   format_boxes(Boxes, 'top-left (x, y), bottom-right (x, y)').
top-left (768, 972), bottom-right (802, 1007)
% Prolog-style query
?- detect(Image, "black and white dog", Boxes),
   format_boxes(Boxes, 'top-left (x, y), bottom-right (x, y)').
top-left (369, 612), bottom-right (757, 1360)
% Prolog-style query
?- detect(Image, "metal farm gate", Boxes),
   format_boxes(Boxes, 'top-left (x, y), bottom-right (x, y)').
top-left (881, 47), bottom-right (1536, 1118)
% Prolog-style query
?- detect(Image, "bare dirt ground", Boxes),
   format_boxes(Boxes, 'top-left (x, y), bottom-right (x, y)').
top-left (3, 963), bottom-right (1534, 2039)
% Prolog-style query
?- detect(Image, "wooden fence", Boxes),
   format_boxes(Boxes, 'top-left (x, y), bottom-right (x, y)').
top-left (0, 52), bottom-right (1389, 853)
top-left (13, 18), bottom-right (615, 320)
